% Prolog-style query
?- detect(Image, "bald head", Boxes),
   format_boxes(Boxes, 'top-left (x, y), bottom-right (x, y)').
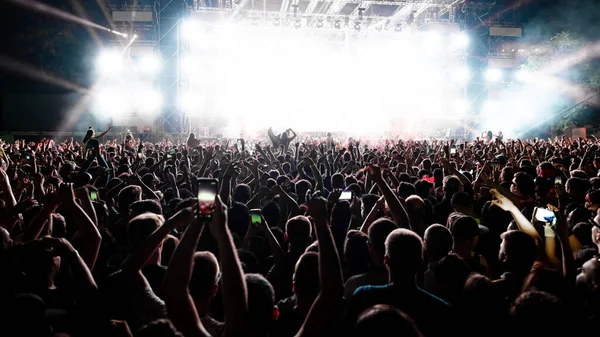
top-left (424, 224), bottom-right (452, 261)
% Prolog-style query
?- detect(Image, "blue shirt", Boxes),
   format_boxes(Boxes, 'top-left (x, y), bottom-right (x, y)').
top-left (345, 283), bottom-right (453, 337)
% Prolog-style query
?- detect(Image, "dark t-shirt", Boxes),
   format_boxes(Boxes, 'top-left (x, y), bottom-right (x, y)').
top-left (345, 283), bottom-right (453, 337)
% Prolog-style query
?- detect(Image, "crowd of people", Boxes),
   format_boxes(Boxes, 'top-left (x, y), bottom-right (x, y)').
top-left (0, 126), bottom-right (599, 337)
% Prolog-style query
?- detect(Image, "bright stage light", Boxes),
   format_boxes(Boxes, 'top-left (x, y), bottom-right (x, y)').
top-left (181, 20), bottom-right (199, 40)
top-left (451, 99), bottom-right (471, 115)
top-left (139, 55), bottom-right (161, 74)
top-left (482, 100), bottom-right (500, 114)
top-left (179, 91), bottom-right (199, 111)
top-left (95, 88), bottom-right (128, 115)
top-left (136, 89), bottom-right (162, 112)
top-left (515, 69), bottom-right (530, 82)
top-left (453, 33), bottom-right (469, 48)
top-left (452, 66), bottom-right (470, 82)
top-left (485, 68), bottom-right (503, 82)
top-left (96, 50), bottom-right (123, 74)
top-left (423, 31), bottom-right (443, 55)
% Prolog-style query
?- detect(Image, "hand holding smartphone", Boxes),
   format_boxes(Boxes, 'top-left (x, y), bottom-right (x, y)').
top-left (339, 191), bottom-right (352, 201)
top-left (197, 178), bottom-right (219, 221)
top-left (250, 209), bottom-right (263, 228)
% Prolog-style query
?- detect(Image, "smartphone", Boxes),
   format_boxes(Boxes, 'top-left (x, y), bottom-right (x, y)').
top-left (137, 152), bottom-right (143, 159)
top-left (533, 207), bottom-right (556, 226)
top-left (250, 209), bottom-right (262, 226)
top-left (554, 176), bottom-right (562, 187)
top-left (197, 178), bottom-right (219, 220)
top-left (450, 146), bottom-right (457, 156)
top-left (90, 190), bottom-right (98, 201)
top-left (339, 191), bottom-right (352, 201)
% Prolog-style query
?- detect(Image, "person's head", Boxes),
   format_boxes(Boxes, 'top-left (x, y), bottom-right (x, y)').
top-left (405, 196), bottom-right (425, 223)
top-left (499, 230), bottom-right (537, 274)
top-left (129, 199), bottom-right (163, 219)
top-left (566, 177), bottom-right (592, 201)
top-left (233, 184), bottom-right (252, 204)
top-left (285, 216), bottom-right (312, 250)
top-left (510, 172), bottom-right (535, 199)
top-left (451, 192), bottom-right (474, 215)
top-left (262, 201), bottom-right (280, 229)
top-left (344, 230), bottom-right (371, 277)
top-left (576, 257), bottom-right (600, 302)
top-left (295, 180), bottom-right (312, 203)
top-left (510, 291), bottom-right (567, 336)
top-left (450, 215), bottom-right (480, 251)
top-left (442, 175), bottom-right (462, 197)
top-left (398, 182), bottom-right (416, 199)
top-left (245, 274), bottom-right (279, 333)
top-left (189, 252), bottom-right (220, 307)
top-left (118, 185), bottom-right (143, 217)
top-left (332, 173), bottom-right (345, 190)
top-left (293, 252), bottom-right (320, 303)
top-left (352, 305), bottom-right (423, 337)
top-left (228, 202), bottom-right (250, 240)
top-left (128, 213), bottom-right (165, 252)
top-left (368, 219), bottom-right (398, 265)
top-left (424, 224), bottom-right (453, 262)
top-left (136, 319), bottom-right (184, 337)
top-left (523, 267), bottom-right (568, 301)
top-left (414, 180), bottom-right (433, 199)
top-left (361, 194), bottom-right (380, 219)
top-left (459, 274), bottom-right (508, 329)
top-left (591, 209), bottom-right (600, 250)
top-left (384, 228), bottom-right (423, 281)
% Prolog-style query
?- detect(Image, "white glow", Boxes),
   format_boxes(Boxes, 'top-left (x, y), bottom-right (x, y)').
top-left (179, 91), bottom-right (199, 111)
top-left (180, 23), bottom-right (468, 134)
top-left (136, 88), bottom-right (163, 112)
top-left (181, 20), bottom-right (199, 40)
top-left (452, 66), bottom-right (470, 82)
top-left (451, 99), bottom-right (471, 115)
top-left (96, 50), bottom-right (123, 74)
top-left (95, 88), bottom-right (129, 115)
top-left (453, 33), bottom-right (470, 48)
top-left (482, 100), bottom-right (500, 114)
top-left (515, 69), bottom-right (530, 82)
top-left (485, 68), bottom-right (503, 82)
top-left (139, 55), bottom-right (161, 74)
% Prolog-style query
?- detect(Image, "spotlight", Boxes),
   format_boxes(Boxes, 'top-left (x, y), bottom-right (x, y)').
top-left (139, 54), bottom-right (161, 74)
top-left (181, 20), bottom-right (198, 40)
top-left (96, 50), bottom-right (123, 74)
top-left (394, 24), bottom-right (402, 32)
top-left (294, 19), bottom-right (301, 29)
top-left (452, 99), bottom-right (471, 115)
top-left (179, 91), bottom-right (198, 110)
top-left (334, 20), bottom-right (341, 29)
top-left (273, 18), bottom-right (281, 26)
top-left (354, 22), bottom-right (361, 31)
top-left (485, 68), bottom-right (503, 82)
top-left (453, 32), bottom-right (469, 48)
top-left (452, 66), bottom-right (470, 82)
top-left (515, 69), bottom-right (530, 82)
top-left (316, 20), bottom-right (323, 28)
top-left (482, 101), bottom-right (500, 115)
top-left (136, 89), bottom-right (163, 112)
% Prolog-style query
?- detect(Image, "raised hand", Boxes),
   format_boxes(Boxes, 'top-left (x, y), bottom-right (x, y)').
top-left (59, 183), bottom-right (76, 205)
top-left (307, 197), bottom-right (328, 224)
top-left (490, 189), bottom-right (515, 211)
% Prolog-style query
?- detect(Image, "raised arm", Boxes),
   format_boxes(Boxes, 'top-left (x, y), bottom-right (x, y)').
top-left (368, 165), bottom-right (411, 230)
top-left (61, 184), bottom-right (102, 270)
top-left (95, 126), bottom-right (112, 139)
top-left (296, 197), bottom-right (344, 337)
top-left (163, 208), bottom-right (211, 337)
top-left (209, 196), bottom-right (248, 337)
